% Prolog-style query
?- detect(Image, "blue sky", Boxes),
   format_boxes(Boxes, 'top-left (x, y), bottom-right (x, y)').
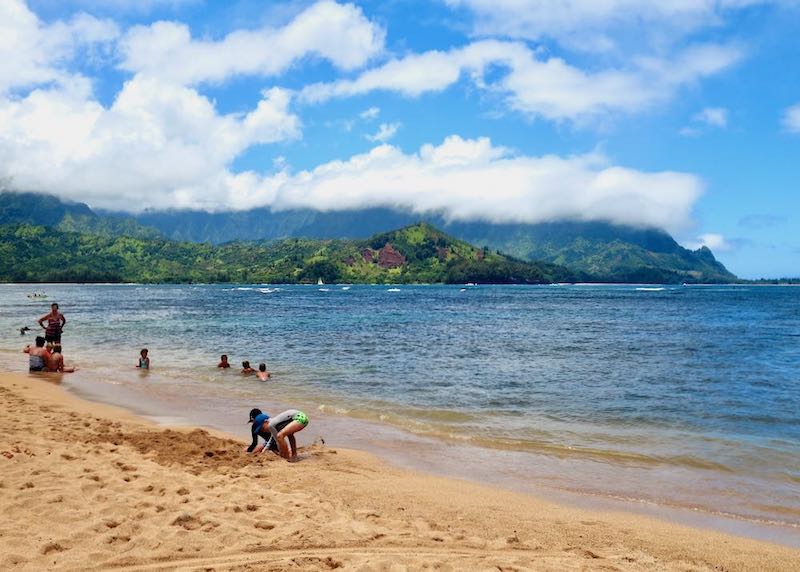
top-left (2, 0), bottom-right (799, 278)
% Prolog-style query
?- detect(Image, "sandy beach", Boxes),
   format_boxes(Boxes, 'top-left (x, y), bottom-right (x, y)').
top-left (1, 372), bottom-right (797, 571)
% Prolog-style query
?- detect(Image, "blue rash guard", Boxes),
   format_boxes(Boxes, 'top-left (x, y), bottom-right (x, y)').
top-left (247, 413), bottom-right (273, 453)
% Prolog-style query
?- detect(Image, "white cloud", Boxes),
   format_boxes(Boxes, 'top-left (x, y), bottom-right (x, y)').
top-left (782, 103), bottom-right (800, 133)
top-left (192, 136), bottom-right (700, 233)
top-left (0, 0), bottom-right (118, 94)
top-left (366, 122), bottom-right (400, 142)
top-left (360, 106), bottom-right (380, 120)
top-left (445, 0), bottom-right (784, 53)
top-left (118, 1), bottom-right (385, 85)
top-left (301, 40), bottom-right (741, 122)
top-left (681, 106), bottom-right (729, 135)
top-left (684, 233), bottom-right (733, 251)
top-left (0, 77), bottom-right (300, 210)
top-left (693, 107), bottom-right (729, 127)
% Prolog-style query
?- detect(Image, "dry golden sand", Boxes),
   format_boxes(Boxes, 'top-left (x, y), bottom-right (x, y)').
top-left (0, 372), bottom-right (797, 571)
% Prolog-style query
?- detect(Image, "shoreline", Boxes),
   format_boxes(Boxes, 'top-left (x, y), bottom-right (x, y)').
top-left (54, 362), bottom-right (800, 546)
top-left (5, 355), bottom-right (800, 549)
top-left (1, 371), bottom-right (799, 570)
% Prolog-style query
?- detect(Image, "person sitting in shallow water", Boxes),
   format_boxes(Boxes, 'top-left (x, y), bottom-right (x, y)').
top-left (218, 354), bottom-right (231, 368)
top-left (246, 408), bottom-right (309, 462)
top-left (241, 361), bottom-right (255, 375)
top-left (24, 336), bottom-right (50, 372)
top-left (256, 363), bottom-right (271, 381)
top-left (47, 345), bottom-right (76, 373)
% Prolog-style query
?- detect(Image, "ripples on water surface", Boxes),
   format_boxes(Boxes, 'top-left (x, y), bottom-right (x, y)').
top-left (1, 284), bottom-right (798, 532)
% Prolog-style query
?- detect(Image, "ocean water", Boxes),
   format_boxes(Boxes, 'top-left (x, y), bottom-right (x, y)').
top-left (1, 283), bottom-right (799, 538)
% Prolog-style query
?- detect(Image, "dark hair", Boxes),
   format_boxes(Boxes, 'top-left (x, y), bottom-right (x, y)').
top-left (140, 348), bottom-right (148, 355)
top-left (259, 363), bottom-right (266, 372)
top-left (51, 303), bottom-right (59, 309)
top-left (53, 345), bottom-right (62, 353)
top-left (221, 354), bottom-right (228, 360)
top-left (35, 336), bottom-right (45, 347)
top-left (249, 408), bottom-right (262, 422)
top-left (242, 360), bottom-right (250, 368)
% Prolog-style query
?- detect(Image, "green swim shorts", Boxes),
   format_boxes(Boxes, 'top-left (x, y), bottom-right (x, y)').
top-left (293, 411), bottom-right (309, 427)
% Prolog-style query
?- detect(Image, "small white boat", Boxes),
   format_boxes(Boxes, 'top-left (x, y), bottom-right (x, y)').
top-left (317, 278), bottom-right (324, 285)
top-left (387, 288), bottom-right (401, 292)
top-left (27, 292), bottom-right (48, 299)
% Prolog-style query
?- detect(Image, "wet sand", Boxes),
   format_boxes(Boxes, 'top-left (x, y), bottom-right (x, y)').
top-left (1, 372), bottom-right (798, 571)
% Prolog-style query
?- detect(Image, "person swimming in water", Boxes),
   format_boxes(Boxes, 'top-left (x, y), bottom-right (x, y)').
top-left (24, 336), bottom-right (50, 372)
top-left (246, 408), bottom-right (309, 462)
top-left (241, 361), bottom-right (255, 375)
top-left (218, 354), bottom-right (231, 368)
top-left (136, 348), bottom-right (150, 369)
top-left (256, 363), bottom-right (271, 381)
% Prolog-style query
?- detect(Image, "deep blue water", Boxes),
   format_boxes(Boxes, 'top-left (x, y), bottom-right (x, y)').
top-left (1, 283), bottom-right (799, 529)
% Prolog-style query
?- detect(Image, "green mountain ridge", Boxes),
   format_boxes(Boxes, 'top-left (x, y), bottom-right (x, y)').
top-left (0, 191), bottom-right (738, 283)
top-left (0, 190), bottom-right (161, 239)
top-left (0, 222), bottom-right (576, 284)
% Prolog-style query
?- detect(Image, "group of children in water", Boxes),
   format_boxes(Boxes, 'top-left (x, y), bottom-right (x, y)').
top-left (218, 354), bottom-right (271, 381)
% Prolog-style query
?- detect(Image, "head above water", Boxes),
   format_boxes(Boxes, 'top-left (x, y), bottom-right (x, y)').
top-left (220, 354), bottom-right (228, 361)
top-left (51, 303), bottom-right (58, 311)
top-left (140, 348), bottom-right (148, 357)
top-left (259, 363), bottom-right (266, 372)
top-left (242, 360), bottom-right (250, 368)
top-left (248, 408), bottom-right (262, 423)
top-left (53, 345), bottom-right (62, 354)
top-left (35, 336), bottom-right (45, 347)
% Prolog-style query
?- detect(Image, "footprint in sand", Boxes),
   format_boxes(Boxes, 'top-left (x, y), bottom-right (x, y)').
top-left (40, 542), bottom-right (68, 555)
top-left (171, 513), bottom-right (202, 531)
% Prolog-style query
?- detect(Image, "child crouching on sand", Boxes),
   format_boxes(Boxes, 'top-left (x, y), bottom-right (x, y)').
top-left (246, 408), bottom-right (309, 462)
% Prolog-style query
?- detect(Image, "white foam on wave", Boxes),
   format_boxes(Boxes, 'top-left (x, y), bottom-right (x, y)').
top-left (387, 288), bottom-right (401, 292)
top-left (636, 287), bottom-right (666, 292)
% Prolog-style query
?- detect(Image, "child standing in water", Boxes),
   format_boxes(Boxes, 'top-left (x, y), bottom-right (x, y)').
top-left (136, 348), bottom-right (150, 369)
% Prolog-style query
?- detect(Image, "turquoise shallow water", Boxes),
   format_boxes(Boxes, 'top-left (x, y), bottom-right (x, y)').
top-left (1, 283), bottom-right (799, 535)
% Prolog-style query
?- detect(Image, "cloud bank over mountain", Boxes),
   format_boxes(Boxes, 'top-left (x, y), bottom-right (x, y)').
top-left (0, 0), bottom-right (794, 268)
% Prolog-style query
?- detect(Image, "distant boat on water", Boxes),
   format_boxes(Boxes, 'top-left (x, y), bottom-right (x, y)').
top-left (317, 278), bottom-right (324, 285)
top-left (27, 291), bottom-right (47, 299)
